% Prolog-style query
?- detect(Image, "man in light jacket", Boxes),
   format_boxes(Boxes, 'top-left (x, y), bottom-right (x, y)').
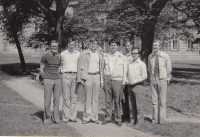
top-left (102, 42), bottom-right (127, 127)
top-left (77, 37), bottom-right (104, 124)
top-left (148, 41), bottom-right (172, 124)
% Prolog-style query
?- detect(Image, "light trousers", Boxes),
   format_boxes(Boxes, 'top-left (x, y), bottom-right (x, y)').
top-left (62, 73), bottom-right (78, 122)
top-left (44, 79), bottom-right (61, 122)
top-left (150, 77), bottom-right (167, 123)
top-left (83, 74), bottom-right (100, 122)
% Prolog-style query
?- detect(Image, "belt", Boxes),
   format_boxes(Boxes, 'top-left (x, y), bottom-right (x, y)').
top-left (64, 72), bottom-right (77, 74)
top-left (88, 72), bottom-right (100, 75)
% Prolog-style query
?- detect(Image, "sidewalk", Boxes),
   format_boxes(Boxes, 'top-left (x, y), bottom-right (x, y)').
top-left (5, 77), bottom-right (159, 137)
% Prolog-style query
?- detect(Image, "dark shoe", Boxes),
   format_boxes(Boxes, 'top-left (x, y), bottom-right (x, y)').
top-left (116, 122), bottom-right (122, 127)
top-left (70, 119), bottom-right (77, 123)
top-left (90, 120), bottom-right (99, 124)
top-left (82, 121), bottom-right (90, 124)
top-left (102, 121), bottom-right (111, 125)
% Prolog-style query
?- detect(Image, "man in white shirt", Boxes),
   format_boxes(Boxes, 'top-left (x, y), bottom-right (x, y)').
top-left (126, 47), bottom-right (147, 129)
top-left (60, 41), bottom-right (80, 123)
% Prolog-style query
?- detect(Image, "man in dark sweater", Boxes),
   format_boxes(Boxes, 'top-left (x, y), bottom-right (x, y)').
top-left (40, 40), bottom-right (61, 124)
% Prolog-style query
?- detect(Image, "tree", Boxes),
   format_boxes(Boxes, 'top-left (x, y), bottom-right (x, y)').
top-left (0, 0), bottom-right (31, 73)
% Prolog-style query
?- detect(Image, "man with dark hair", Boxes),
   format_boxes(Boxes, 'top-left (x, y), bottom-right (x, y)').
top-left (60, 41), bottom-right (80, 123)
top-left (77, 37), bottom-right (104, 124)
top-left (102, 42), bottom-right (127, 127)
top-left (40, 40), bottom-right (61, 124)
top-left (126, 47), bottom-right (147, 129)
top-left (148, 41), bottom-right (172, 124)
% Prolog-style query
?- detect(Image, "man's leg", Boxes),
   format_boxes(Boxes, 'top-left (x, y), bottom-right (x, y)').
top-left (83, 75), bottom-right (93, 122)
top-left (150, 80), bottom-right (159, 123)
top-left (70, 73), bottom-right (78, 121)
top-left (158, 79), bottom-right (167, 123)
top-left (62, 73), bottom-right (72, 122)
top-left (53, 79), bottom-right (62, 123)
top-left (103, 75), bottom-right (113, 122)
top-left (127, 85), bottom-right (135, 126)
top-left (122, 85), bottom-right (129, 121)
top-left (112, 80), bottom-right (123, 124)
top-left (91, 74), bottom-right (100, 121)
top-left (132, 85), bottom-right (144, 125)
top-left (43, 79), bottom-right (54, 123)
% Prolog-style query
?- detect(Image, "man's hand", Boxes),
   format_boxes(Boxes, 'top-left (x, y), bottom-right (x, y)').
top-left (80, 80), bottom-right (85, 86)
top-left (40, 70), bottom-right (44, 77)
top-left (121, 85), bottom-right (125, 90)
top-left (100, 82), bottom-right (104, 88)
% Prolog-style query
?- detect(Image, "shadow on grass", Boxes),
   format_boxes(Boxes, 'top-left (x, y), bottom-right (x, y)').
top-left (0, 63), bottom-right (40, 76)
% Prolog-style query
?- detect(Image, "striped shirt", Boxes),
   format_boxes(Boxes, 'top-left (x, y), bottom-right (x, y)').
top-left (41, 52), bottom-right (61, 79)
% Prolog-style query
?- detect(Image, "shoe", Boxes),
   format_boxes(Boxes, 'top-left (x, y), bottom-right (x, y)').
top-left (116, 122), bottom-right (122, 127)
top-left (132, 124), bottom-right (140, 129)
top-left (63, 120), bottom-right (69, 123)
top-left (82, 121), bottom-right (90, 124)
top-left (44, 118), bottom-right (51, 124)
top-left (90, 120), bottom-right (99, 124)
top-left (70, 119), bottom-right (77, 123)
top-left (102, 121), bottom-right (111, 125)
top-left (54, 120), bottom-right (61, 124)
top-left (127, 122), bottom-right (134, 127)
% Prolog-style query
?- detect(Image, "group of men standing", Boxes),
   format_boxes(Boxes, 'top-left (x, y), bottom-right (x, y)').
top-left (40, 37), bottom-right (171, 129)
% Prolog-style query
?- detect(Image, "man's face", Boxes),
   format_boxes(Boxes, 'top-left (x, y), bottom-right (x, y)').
top-left (110, 43), bottom-right (118, 53)
top-left (68, 43), bottom-right (75, 52)
top-left (131, 49), bottom-right (139, 60)
top-left (89, 41), bottom-right (97, 51)
top-left (125, 42), bottom-right (132, 52)
top-left (152, 43), bottom-right (160, 54)
top-left (51, 42), bottom-right (58, 53)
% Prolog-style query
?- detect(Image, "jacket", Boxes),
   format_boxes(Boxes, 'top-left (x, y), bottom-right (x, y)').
top-left (103, 51), bottom-right (127, 85)
top-left (77, 49), bottom-right (104, 83)
top-left (148, 51), bottom-right (172, 80)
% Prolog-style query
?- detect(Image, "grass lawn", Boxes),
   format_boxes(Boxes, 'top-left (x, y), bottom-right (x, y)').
top-left (0, 71), bottom-right (81, 136)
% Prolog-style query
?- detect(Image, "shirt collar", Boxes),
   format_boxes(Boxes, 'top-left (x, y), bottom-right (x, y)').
top-left (65, 50), bottom-right (77, 54)
top-left (131, 58), bottom-right (141, 64)
top-left (125, 51), bottom-right (131, 57)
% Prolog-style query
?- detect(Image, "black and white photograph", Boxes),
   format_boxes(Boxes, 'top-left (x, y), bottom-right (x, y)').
top-left (0, 0), bottom-right (200, 136)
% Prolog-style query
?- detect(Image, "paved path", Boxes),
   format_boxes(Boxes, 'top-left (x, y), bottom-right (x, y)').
top-left (5, 77), bottom-right (159, 137)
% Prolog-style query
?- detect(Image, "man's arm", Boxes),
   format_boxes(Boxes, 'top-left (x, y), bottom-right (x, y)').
top-left (122, 55), bottom-right (127, 86)
top-left (166, 54), bottom-right (172, 82)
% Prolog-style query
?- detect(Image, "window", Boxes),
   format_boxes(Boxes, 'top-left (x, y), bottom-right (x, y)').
top-left (172, 40), bottom-right (180, 50)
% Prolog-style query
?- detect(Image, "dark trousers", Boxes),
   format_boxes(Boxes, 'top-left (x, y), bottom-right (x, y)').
top-left (104, 75), bottom-right (122, 123)
top-left (128, 84), bottom-right (144, 124)
top-left (121, 85), bottom-right (130, 119)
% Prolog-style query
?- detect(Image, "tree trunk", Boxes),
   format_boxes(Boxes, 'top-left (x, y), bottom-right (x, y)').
top-left (55, 1), bottom-right (67, 53)
top-left (141, 19), bottom-right (157, 65)
top-left (13, 33), bottom-right (27, 74)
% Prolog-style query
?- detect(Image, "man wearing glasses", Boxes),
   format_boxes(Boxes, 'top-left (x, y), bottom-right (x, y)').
top-left (77, 37), bottom-right (104, 124)
top-left (102, 42), bottom-right (127, 127)
top-left (148, 41), bottom-right (172, 124)
top-left (126, 47), bottom-right (147, 129)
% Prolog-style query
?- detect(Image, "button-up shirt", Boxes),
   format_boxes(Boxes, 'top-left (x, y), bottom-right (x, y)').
top-left (60, 50), bottom-right (80, 73)
top-left (124, 51), bottom-right (133, 65)
top-left (88, 51), bottom-right (100, 73)
top-left (127, 58), bottom-right (147, 85)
